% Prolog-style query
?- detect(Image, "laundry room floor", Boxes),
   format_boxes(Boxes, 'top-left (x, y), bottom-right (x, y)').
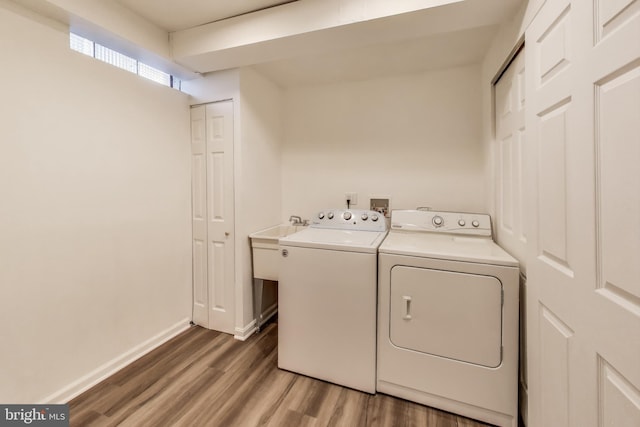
top-left (69, 319), bottom-right (492, 427)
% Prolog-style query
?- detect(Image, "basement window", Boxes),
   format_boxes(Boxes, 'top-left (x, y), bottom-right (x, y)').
top-left (69, 33), bottom-right (181, 90)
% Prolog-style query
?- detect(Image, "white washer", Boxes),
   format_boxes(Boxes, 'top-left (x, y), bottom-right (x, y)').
top-left (278, 209), bottom-right (387, 393)
top-left (377, 210), bottom-right (519, 427)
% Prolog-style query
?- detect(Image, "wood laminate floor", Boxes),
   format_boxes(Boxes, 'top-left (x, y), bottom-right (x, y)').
top-left (69, 320), bottom-right (493, 427)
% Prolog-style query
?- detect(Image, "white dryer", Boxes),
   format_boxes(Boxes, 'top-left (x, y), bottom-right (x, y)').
top-left (278, 209), bottom-right (387, 393)
top-left (377, 210), bottom-right (519, 427)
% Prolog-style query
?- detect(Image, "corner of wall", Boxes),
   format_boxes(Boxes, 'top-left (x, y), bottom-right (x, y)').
top-left (234, 66), bottom-right (284, 331)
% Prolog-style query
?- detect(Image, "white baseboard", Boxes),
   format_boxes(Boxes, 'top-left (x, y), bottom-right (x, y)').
top-left (234, 319), bottom-right (256, 341)
top-left (41, 318), bottom-right (191, 404)
top-left (233, 303), bottom-right (278, 341)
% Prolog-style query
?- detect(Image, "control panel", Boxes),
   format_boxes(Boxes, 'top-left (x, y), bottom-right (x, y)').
top-left (310, 209), bottom-right (387, 232)
top-left (389, 210), bottom-right (492, 236)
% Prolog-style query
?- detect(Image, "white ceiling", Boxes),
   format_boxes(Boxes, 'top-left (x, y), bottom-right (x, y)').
top-left (116, 0), bottom-right (298, 32)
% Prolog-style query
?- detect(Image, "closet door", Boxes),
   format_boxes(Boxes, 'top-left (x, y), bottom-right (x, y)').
top-left (525, 1), bottom-right (640, 426)
top-left (495, 49), bottom-right (529, 422)
top-left (191, 101), bottom-right (235, 334)
top-left (191, 106), bottom-right (208, 327)
top-left (494, 48), bottom-right (527, 270)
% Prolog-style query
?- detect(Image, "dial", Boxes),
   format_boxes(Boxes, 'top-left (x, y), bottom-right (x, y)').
top-left (458, 219), bottom-right (466, 227)
top-left (318, 212), bottom-right (325, 219)
top-left (327, 212), bottom-right (334, 219)
top-left (361, 213), bottom-right (368, 221)
top-left (343, 211), bottom-right (352, 220)
top-left (433, 216), bottom-right (444, 227)
top-left (371, 214), bottom-right (379, 222)
top-left (472, 220), bottom-right (480, 228)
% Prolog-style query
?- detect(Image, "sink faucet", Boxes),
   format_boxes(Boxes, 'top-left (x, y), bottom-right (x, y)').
top-left (289, 215), bottom-right (307, 226)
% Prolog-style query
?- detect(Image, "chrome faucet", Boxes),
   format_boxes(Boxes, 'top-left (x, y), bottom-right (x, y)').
top-left (289, 215), bottom-right (308, 226)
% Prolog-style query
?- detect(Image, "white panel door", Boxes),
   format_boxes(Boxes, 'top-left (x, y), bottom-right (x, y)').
top-left (205, 101), bottom-right (235, 334)
top-left (190, 101), bottom-right (235, 334)
top-left (190, 105), bottom-right (208, 327)
top-left (495, 49), bottom-right (527, 270)
top-left (525, 1), bottom-right (640, 426)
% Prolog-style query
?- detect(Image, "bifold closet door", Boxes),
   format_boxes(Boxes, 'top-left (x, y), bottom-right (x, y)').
top-left (525, 1), bottom-right (640, 426)
top-left (190, 101), bottom-right (235, 334)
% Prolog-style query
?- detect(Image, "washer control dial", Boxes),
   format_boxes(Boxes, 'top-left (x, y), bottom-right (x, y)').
top-left (361, 213), bottom-right (368, 221)
top-left (318, 212), bottom-right (325, 219)
top-left (371, 214), bottom-right (379, 222)
top-left (472, 220), bottom-right (480, 228)
top-left (327, 212), bottom-right (334, 219)
top-left (433, 215), bottom-right (444, 227)
top-left (458, 219), bottom-right (466, 227)
top-left (343, 211), bottom-right (352, 221)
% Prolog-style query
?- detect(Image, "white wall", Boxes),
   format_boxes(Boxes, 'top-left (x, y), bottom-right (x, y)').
top-left (281, 65), bottom-right (485, 220)
top-left (0, 3), bottom-right (192, 403)
top-left (237, 68), bottom-right (283, 329)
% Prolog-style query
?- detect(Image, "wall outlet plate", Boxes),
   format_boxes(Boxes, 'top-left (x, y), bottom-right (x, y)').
top-left (345, 192), bottom-right (358, 206)
top-left (370, 197), bottom-right (390, 217)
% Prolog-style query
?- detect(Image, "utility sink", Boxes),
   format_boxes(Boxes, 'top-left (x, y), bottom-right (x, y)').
top-left (249, 224), bottom-right (306, 281)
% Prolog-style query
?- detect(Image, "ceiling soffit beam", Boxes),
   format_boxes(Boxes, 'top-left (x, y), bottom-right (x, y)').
top-left (170, 0), bottom-right (515, 74)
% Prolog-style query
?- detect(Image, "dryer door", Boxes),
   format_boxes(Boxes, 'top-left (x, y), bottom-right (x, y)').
top-left (389, 266), bottom-right (503, 368)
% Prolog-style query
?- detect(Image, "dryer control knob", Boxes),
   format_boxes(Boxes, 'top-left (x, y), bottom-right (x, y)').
top-left (433, 216), bottom-right (444, 227)
top-left (371, 214), bottom-right (379, 222)
top-left (318, 212), bottom-right (325, 219)
top-left (458, 219), bottom-right (466, 227)
top-left (343, 211), bottom-right (352, 220)
top-left (361, 213), bottom-right (368, 221)
top-left (472, 220), bottom-right (480, 228)
top-left (327, 212), bottom-right (334, 219)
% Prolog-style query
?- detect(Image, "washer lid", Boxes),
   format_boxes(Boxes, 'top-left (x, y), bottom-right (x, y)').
top-left (379, 231), bottom-right (519, 267)
top-left (279, 228), bottom-right (388, 253)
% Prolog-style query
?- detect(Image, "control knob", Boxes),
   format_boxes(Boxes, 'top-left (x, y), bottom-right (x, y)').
top-left (318, 212), bottom-right (325, 219)
top-left (458, 219), bottom-right (466, 227)
top-left (472, 220), bottom-right (480, 228)
top-left (361, 213), bottom-right (368, 221)
top-left (371, 214), bottom-right (379, 222)
top-left (343, 211), bottom-right (352, 221)
top-left (327, 212), bottom-right (334, 219)
top-left (433, 216), bottom-right (444, 227)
